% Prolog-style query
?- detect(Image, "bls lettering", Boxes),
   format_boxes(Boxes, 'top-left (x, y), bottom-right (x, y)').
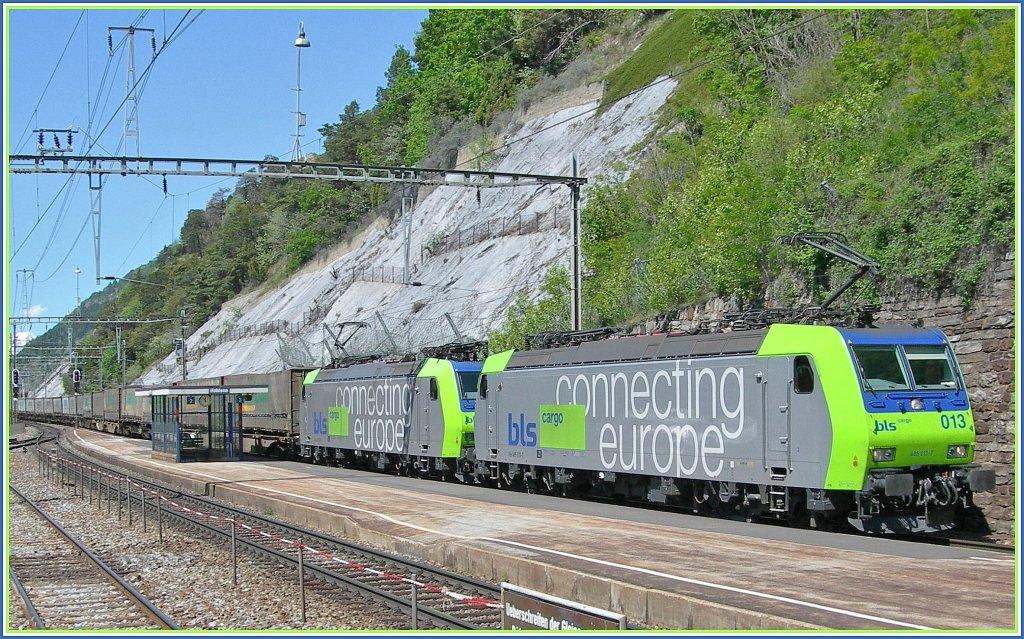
top-left (507, 413), bottom-right (537, 447)
top-left (313, 411), bottom-right (328, 435)
top-left (873, 419), bottom-right (896, 434)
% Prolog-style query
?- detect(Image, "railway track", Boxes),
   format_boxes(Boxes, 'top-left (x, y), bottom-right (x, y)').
top-left (8, 485), bottom-right (179, 631)
top-left (907, 533), bottom-right (1017, 555)
top-left (23, 419), bottom-right (1013, 552)
top-left (46, 445), bottom-right (503, 630)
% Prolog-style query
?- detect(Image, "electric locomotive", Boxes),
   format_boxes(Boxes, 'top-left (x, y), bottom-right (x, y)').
top-left (473, 324), bottom-right (995, 534)
top-left (299, 356), bottom-right (482, 479)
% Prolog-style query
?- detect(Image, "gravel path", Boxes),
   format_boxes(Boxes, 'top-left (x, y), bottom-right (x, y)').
top-left (6, 448), bottom-right (405, 631)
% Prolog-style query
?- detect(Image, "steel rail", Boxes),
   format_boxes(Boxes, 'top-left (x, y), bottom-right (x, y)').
top-left (56, 441), bottom-right (500, 593)
top-left (8, 434), bottom-right (56, 451)
top-left (132, 485), bottom-right (496, 629)
top-left (948, 538), bottom-right (1016, 554)
top-left (9, 484), bottom-right (180, 630)
top-left (54, 444), bottom-right (501, 629)
top-left (183, 515), bottom-right (486, 629)
top-left (8, 567), bottom-right (46, 629)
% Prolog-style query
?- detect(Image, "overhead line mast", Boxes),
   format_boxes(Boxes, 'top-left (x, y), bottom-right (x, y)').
top-left (108, 25), bottom-right (156, 158)
top-left (96, 26), bottom-right (155, 284)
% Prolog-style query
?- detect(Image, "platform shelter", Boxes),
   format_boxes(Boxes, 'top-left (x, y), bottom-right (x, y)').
top-left (137, 384), bottom-right (268, 462)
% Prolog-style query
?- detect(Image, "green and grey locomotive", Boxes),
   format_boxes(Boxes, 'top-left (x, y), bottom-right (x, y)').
top-left (299, 357), bottom-right (482, 479)
top-left (473, 324), bottom-right (994, 533)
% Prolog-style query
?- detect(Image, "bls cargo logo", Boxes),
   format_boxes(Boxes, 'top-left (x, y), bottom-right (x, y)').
top-left (507, 405), bottom-right (586, 450)
top-left (312, 407), bottom-right (348, 436)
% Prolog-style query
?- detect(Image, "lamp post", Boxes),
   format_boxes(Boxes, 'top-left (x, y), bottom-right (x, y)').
top-left (292, 22), bottom-right (311, 162)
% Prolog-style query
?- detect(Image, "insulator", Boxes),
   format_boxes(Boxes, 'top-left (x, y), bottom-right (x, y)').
top-left (38, 131), bottom-right (44, 146)
top-left (68, 131), bottom-right (73, 146)
top-left (151, 35), bottom-right (156, 58)
top-left (53, 134), bottom-right (61, 149)
top-left (108, 33), bottom-right (113, 53)
top-left (162, 175), bottom-right (168, 194)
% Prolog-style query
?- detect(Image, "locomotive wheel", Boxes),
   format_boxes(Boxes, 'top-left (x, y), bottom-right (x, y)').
top-left (498, 470), bottom-right (515, 490)
top-left (785, 502), bottom-right (810, 528)
top-left (808, 511), bottom-right (834, 531)
top-left (694, 481), bottom-right (735, 518)
top-left (692, 480), bottom-right (716, 514)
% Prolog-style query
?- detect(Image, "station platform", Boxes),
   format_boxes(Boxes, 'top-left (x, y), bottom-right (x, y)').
top-left (59, 428), bottom-right (1017, 631)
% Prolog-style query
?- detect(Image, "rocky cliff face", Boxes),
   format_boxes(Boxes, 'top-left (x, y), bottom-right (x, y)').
top-left (138, 78), bottom-right (678, 384)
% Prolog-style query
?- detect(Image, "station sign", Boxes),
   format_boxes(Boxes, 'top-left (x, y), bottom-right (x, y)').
top-left (501, 583), bottom-right (625, 630)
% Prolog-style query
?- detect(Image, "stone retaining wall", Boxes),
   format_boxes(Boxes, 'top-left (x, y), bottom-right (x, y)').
top-left (874, 252), bottom-right (1016, 541)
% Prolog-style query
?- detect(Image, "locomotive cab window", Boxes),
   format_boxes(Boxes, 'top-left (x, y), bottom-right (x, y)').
top-left (457, 370), bottom-right (481, 401)
top-left (851, 345), bottom-right (910, 391)
top-left (905, 345), bottom-right (957, 390)
top-left (794, 356), bottom-right (815, 394)
top-left (429, 378), bottom-right (439, 401)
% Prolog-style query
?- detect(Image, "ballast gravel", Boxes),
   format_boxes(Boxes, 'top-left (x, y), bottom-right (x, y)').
top-left (5, 448), bottom-right (403, 631)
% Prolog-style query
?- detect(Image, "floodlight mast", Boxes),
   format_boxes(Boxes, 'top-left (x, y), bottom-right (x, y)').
top-left (293, 22), bottom-right (311, 162)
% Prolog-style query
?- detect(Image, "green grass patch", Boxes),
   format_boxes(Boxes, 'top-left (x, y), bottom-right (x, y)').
top-left (601, 10), bottom-right (698, 109)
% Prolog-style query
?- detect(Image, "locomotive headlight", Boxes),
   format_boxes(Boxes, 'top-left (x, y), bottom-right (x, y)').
top-left (872, 448), bottom-right (896, 463)
top-left (910, 398), bottom-right (925, 410)
top-left (947, 444), bottom-right (968, 459)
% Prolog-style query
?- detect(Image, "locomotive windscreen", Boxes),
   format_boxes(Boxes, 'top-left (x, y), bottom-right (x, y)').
top-left (904, 345), bottom-right (957, 390)
top-left (456, 370), bottom-right (481, 400)
top-left (851, 345), bottom-right (910, 391)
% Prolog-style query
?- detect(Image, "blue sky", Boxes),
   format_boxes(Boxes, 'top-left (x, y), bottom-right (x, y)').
top-left (4, 6), bottom-right (428, 342)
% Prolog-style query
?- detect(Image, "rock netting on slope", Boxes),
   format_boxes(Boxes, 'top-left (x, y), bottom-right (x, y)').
top-left (138, 79), bottom-right (677, 384)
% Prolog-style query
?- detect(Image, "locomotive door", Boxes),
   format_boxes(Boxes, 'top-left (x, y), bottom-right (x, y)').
top-left (475, 373), bottom-right (500, 456)
top-left (413, 377), bottom-right (444, 457)
top-left (765, 358), bottom-right (792, 476)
